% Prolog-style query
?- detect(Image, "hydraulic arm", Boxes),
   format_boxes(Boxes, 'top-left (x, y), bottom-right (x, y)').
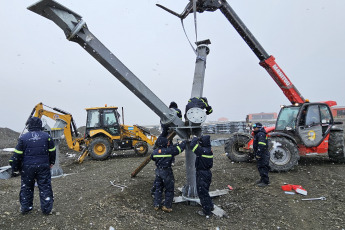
top-left (157, 0), bottom-right (305, 104)
top-left (28, 102), bottom-right (83, 152)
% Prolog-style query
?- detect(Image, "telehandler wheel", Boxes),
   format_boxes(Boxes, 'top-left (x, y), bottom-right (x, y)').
top-left (328, 130), bottom-right (345, 163)
top-left (134, 142), bottom-right (148, 156)
top-left (224, 133), bottom-right (252, 162)
top-left (268, 137), bottom-right (299, 172)
top-left (89, 137), bottom-right (112, 160)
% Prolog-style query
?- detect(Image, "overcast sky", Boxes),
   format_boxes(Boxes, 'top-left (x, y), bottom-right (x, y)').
top-left (1, 0), bottom-right (345, 132)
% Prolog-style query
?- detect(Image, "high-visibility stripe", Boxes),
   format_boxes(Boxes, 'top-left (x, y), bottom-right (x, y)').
top-left (192, 144), bottom-right (199, 152)
top-left (258, 142), bottom-right (266, 145)
top-left (202, 155), bottom-right (213, 158)
top-left (153, 155), bottom-right (172, 158)
top-left (177, 146), bottom-right (182, 153)
top-left (48, 138), bottom-right (51, 141)
top-left (14, 149), bottom-right (23, 154)
top-left (49, 147), bottom-right (56, 152)
top-left (208, 108), bottom-right (213, 113)
top-left (9, 160), bottom-right (13, 162)
top-left (200, 98), bottom-right (208, 107)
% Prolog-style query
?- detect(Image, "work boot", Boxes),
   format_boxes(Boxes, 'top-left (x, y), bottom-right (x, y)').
top-left (20, 210), bottom-right (31, 215)
top-left (197, 210), bottom-right (211, 219)
top-left (257, 182), bottom-right (269, 187)
top-left (43, 209), bottom-right (54, 215)
top-left (256, 179), bottom-right (270, 185)
top-left (162, 206), bottom-right (172, 213)
top-left (154, 206), bottom-right (160, 211)
top-left (20, 207), bottom-right (32, 215)
top-left (43, 211), bottom-right (53, 215)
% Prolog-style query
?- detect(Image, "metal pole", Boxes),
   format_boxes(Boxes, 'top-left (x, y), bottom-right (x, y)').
top-left (182, 40), bottom-right (210, 199)
top-left (51, 138), bottom-right (63, 177)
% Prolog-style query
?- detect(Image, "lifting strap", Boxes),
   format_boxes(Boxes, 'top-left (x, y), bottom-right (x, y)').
top-left (180, 0), bottom-right (198, 55)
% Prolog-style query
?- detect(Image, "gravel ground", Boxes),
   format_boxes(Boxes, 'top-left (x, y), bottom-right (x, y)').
top-left (1, 130), bottom-right (345, 230)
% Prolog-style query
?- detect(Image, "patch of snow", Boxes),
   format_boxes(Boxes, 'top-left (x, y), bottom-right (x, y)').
top-left (2, 148), bottom-right (15, 152)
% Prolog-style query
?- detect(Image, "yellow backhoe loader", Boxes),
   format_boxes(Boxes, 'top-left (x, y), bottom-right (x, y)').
top-left (28, 103), bottom-right (157, 163)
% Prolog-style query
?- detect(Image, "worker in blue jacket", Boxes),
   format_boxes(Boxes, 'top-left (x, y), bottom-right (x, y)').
top-left (185, 97), bottom-right (213, 119)
top-left (190, 135), bottom-right (214, 218)
top-left (253, 122), bottom-right (270, 187)
top-left (13, 117), bottom-right (56, 215)
top-left (151, 136), bottom-right (186, 212)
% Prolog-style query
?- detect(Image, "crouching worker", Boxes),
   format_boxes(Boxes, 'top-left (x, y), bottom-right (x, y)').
top-left (14, 117), bottom-right (56, 215)
top-left (185, 97), bottom-right (213, 120)
top-left (190, 135), bottom-right (214, 218)
top-left (151, 136), bottom-right (186, 212)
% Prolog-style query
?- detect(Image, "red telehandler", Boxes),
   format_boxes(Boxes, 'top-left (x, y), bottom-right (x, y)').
top-left (157, 0), bottom-right (345, 171)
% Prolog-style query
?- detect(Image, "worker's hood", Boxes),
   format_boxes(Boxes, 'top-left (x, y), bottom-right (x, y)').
top-left (169, 101), bottom-right (178, 109)
top-left (27, 117), bottom-right (43, 131)
top-left (254, 127), bottom-right (267, 134)
top-left (199, 135), bottom-right (211, 147)
top-left (156, 136), bottom-right (168, 148)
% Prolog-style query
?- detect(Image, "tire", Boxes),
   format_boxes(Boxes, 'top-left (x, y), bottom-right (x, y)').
top-left (268, 137), bottom-right (299, 172)
top-left (328, 130), bottom-right (345, 163)
top-left (134, 142), bottom-right (148, 156)
top-left (224, 133), bottom-right (252, 162)
top-left (89, 137), bottom-right (112, 160)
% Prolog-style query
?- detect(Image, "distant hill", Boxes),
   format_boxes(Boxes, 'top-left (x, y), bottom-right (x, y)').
top-left (0, 127), bottom-right (20, 149)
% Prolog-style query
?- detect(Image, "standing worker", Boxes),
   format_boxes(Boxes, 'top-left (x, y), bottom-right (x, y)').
top-left (151, 101), bottom-right (182, 197)
top-left (185, 97), bottom-right (213, 120)
top-left (12, 117), bottom-right (56, 215)
top-left (151, 136), bottom-right (186, 212)
top-left (190, 135), bottom-right (214, 218)
top-left (253, 122), bottom-right (270, 187)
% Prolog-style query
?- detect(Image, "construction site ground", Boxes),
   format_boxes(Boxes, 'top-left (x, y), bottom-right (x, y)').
top-left (1, 127), bottom-right (345, 230)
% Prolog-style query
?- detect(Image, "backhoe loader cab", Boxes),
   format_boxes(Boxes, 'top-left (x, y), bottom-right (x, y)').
top-left (85, 106), bottom-right (121, 137)
top-left (83, 106), bottom-right (156, 160)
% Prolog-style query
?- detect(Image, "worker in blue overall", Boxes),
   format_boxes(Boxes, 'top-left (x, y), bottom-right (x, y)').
top-left (190, 135), bottom-right (214, 218)
top-left (253, 122), bottom-right (270, 187)
top-left (12, 117), bottom-right (56, 215)
top-left (151, 136), bottom-right (186, 212)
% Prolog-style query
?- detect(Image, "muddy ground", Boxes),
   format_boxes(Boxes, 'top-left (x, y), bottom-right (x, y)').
top-left (1, 128), bottom-right (345, 230)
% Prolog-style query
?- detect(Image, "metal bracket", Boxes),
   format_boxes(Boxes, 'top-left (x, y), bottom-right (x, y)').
top-left (67, 19), bottom-right (86, 40)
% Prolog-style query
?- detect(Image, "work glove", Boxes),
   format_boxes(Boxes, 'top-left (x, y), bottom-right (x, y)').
top-left (178, 140), bottom-right (187, 150)
top-left (206, 106), bottom-right (213, 115)
top-left (11, 170), bottom-right (20, 177)
top-left (191, 136), bottom-right (199, 142)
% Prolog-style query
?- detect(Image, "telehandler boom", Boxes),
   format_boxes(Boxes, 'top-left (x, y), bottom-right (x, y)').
top-left (158, 0), bottom-right (345, 171)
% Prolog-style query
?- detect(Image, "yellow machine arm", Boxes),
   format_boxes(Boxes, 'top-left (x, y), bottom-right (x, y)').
top-left (28, 103), bottom-right (84, 153)
top-left (121, 125), bottom-right (157, 146)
